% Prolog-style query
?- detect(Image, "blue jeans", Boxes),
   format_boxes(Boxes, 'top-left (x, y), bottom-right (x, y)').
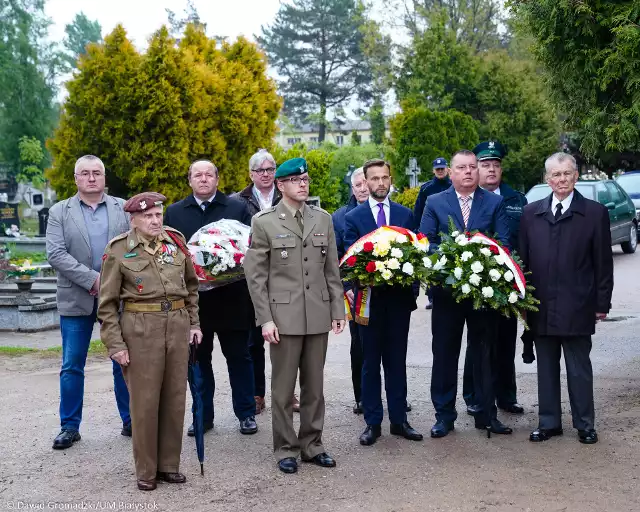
top-left (59, 304), bottom-right (130, 431)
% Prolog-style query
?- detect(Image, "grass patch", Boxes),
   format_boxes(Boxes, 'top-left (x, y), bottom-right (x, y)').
top-left (0, 339), bottom-right (106, 357)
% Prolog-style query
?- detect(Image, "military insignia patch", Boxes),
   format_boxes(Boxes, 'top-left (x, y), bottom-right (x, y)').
top-left (124, 252), bottom-right (137, 258)
top-left (281, 250), bottom-right (288, 259)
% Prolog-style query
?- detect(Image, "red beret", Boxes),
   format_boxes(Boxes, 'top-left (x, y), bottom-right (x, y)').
top-left (124, 192), bottom-right (167, 213)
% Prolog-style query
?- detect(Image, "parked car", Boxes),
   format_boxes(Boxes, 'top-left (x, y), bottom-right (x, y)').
top-left (615, 170), bottom-right (640, 221)
top-left (525, 180), bottom-right (638, 254)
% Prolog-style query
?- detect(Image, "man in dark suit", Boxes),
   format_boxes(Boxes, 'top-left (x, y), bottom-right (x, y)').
top-left (420, 149), bottom-right (511, 438)
top-left (344, 159), bottom-right (423, 446)
top-left (463, 142), bottom-right (528, 416)
top-left (519, 152), bottom-right (613, 445)
top-left (164, 160), bottom-right (258, 436)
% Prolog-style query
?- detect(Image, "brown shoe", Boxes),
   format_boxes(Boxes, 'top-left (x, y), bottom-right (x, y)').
top-left (156, 472), bottom-right (186, 484)
top-left (137, 479), bottom-right (157, 491)
top-left (255, 396), bottom-right (266, 414)
top-left (292, 394), bottom-right (300, 413)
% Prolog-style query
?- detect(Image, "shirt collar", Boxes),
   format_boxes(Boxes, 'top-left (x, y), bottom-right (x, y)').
top-left (551, 191), bottom-right (574, 212)
top-left (282, 200), bottom-right (304, 218)
top-left (368, 196), bottom-right (390, 209)
top-left (194, 194), bottom-right (216, 206)
top-left (79, 194), bottom-right (107, 207)
top-left (455, 190), bottom-right (475, 201)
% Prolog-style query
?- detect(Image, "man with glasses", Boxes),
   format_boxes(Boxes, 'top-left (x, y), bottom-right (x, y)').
top-left (244, 157), bottom-right (345, 474)
top-left (46, 155), bottom-right (131, 449)
top-left (164, 160), bottom-right (258, 436)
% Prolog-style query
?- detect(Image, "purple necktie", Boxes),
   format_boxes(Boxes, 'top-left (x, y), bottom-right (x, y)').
top-left (376, 203), bottom-right (386, 228)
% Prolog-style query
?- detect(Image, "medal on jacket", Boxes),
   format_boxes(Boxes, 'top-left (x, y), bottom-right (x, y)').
top-left (157, 242), bottom-right (177, 264)
top-left (135, 277), bottom-right (143, 293)
top-left (281, 250), bottom-right (288, 259)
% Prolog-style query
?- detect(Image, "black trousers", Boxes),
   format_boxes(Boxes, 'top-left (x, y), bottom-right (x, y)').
top-left (431, 288), bottom-right (499, 425)
top-left (535, 335), bottom-right (594, 431)
top-left (249, 325), bottom-right (266, 398)
top-left (463, 314), bottom-right (518, 407)
top-left (349, 320), bottom-right (363, 403)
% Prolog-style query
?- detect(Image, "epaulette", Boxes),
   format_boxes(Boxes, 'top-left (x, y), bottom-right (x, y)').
top-left (309, 204), bottom-right (330, 216)
top-left (255, 206), bottom-right (276, 218)
top-left (106, 231), bottom-right (128, 247)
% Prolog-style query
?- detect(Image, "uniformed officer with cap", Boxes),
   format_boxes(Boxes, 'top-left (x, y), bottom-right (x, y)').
top-left (414, 157), bottom-right (451, 309)
top-left (98, 192), bottom-right (202, 491)
top-left (463, 141), bottom-right (527, 416)
top-left (244, 157), bottom-right (346, 474)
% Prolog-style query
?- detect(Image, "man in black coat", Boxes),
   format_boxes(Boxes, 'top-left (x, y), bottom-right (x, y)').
top-left (463, 142), bottom-right (527, 416)
top-left (164, 160), bottom-right (258, 436)
top-left (519, 152), bottom-right (613, 445)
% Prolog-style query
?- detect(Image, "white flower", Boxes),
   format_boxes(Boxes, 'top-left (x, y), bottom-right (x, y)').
top-left (494, 254), bottom-right (505, 266)
top-left (504, 270), bottom-right (514, 282)
top-left (396, 234), bottom-right (408, 244)
top-left (470, 261), bottom-right (484, 274)
top-left (402, 262), bottom-right (414, 275)
top-left (455, 234), bottom-right (469, 246)
top-left (390, 248), bottom-right (403, 259)
top-left (439, 255), bottom-right (447, 265)
top-left (469, 273), bottom-right (481, 286)
top-left (422, 257), bottom-right (433, 269)
top-left (481, 286), bottom-right (494, 298)
top-left (461, 283), bottom-right (471, 295)
top-left (461, 251), bottom-right (473, 262)
top-left (413, 241), bottom-right (428, 252)
top-left (453, 267), bottom-right (463, 280)
top-left (508, 292), bottom-right (518, 304)
top-left (489, 269), bottom-right (501, 281)
top-left (386, 258), bottom-right (400, 270)
top-left (375, 260), bottom-right (386, 271)
top-left (451, 231), bottom-right (460, 238)
top-left (381, 269), bottom-right (393, 280)
top-left (373, 241), bottom-right (390, 257)
top-left (480, 248), bottom-right (492, 257)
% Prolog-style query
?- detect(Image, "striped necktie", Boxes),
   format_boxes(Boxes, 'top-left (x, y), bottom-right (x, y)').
top-left (460, 196), bottom-right (471, 228)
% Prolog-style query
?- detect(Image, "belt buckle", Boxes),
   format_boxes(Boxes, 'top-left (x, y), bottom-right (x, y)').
top-left (160, 300), bottom-right (172, 312)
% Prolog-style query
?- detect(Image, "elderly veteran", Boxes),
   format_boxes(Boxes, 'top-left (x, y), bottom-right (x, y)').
top-left (98, 192), bottom-right (202, 491)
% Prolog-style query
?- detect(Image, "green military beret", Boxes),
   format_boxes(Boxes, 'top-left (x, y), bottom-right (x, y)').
top-left (275, 157), bottom-right (308, 179)
top-left (473, 141), bottom-right (507, 161)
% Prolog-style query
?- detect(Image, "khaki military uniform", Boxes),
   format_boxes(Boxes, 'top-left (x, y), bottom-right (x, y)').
top-left (98, 226), bottom-right (199, 482)
top-left (244, 201), bottom-right (344, 461)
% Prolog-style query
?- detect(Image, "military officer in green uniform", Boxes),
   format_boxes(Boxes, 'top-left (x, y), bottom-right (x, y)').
top-left (98, 192), bottom-right (202, 491)
top-left (244, 158), bottom-right (346, 474)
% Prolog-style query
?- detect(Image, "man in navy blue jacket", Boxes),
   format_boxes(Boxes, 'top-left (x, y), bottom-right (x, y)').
top-left (344, 159), bottom-right (423, 446)
top-left (420, 149), bottom-right (512, 438)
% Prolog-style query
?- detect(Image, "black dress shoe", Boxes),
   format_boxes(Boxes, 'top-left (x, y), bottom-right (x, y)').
top-left (475, 418), bottom-right (513, 435)
top-left (430, 420), bottom-right (454, 438)
top-left (278, 457), bottom-right (298, 474)
top-left (390, 422), bottom-right (423, 441)
top-left (137, 479), bottom-right (157, 491)
top-left (405, 402), bottom-right (412, 412)
top-left (499, 403), bottom-right (525, 414)
top-left (578, 429), bottom-right (598, 444)
top-left (359, 425), bottom-right (382, 446)
top-left (187, 421), bottom-right (214, 437)
top-left (121, 423), bottom-right (132, 437)
top-left (529, 427), bottom-right (563, 442)
top-left (239, 416), bottom-right (258, 435)
top-left (304, 452), bottom-right (336, 468)
top-left (156, 472), bottom-right (186, 483)
top-left (52, 430), bottom-right (81, 450)
top-left (466, 404), bottom-right (481, 416)
top-left (353, 402), bottom-right (363, 414)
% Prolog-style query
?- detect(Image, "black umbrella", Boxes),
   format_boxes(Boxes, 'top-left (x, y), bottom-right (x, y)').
top-left (188, 340), bottom-right (205, 475)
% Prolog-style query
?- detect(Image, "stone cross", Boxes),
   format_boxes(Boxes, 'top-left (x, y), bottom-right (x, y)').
top-left (405, 158), bottom-right (421, 188)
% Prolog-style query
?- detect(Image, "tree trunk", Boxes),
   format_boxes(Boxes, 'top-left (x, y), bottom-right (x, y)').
top-left (319, 101), bottom-right (326, 142)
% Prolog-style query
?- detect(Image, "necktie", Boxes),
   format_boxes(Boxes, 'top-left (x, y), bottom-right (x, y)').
top-left (376, 203), bottom-right (386, 228)
top-left (554, 203), bottom-right (563, 220)
top-left (460, 196), bottom-right (471, 228)
top-left (294, 210), bottom-right (303, 232)
top-left (201, 200), bottom-right (210, 211)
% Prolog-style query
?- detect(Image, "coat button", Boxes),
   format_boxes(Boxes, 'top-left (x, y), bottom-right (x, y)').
top-left (306, 284), bottom-right (310, 290)
top-left (303, 242), bottom-right (307, 247)
top-left (304, 257), bottom-right (308, 261)
top-left (305, 271), bottom-right (309, 276)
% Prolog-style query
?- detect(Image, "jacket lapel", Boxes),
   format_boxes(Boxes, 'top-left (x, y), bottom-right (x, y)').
top-left (445, 188), bottom-right (464, 230)
top-left (302, 204), bottom-right (317, 241)
top-left (467, 188), bottom-right (485, 229)
top-left (359, 202), bottom-right (378, 233)
top-left (68, 195), bottom-right (90, 247)
top-left (105, 195), bottom-right (125, 240)
top-left (276, 202), bottom-right (303, 239)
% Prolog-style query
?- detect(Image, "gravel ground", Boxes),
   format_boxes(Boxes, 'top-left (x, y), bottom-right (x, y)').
top-left (0, 248), bottom-right (639, 512)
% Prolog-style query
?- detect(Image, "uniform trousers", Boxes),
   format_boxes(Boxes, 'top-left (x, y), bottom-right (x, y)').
top-left (270, 333), bottom-right (328, 461)
top-left (121, 308), bottom-right (190, 481)
top-left (535, 335), bottom-right (595, 431)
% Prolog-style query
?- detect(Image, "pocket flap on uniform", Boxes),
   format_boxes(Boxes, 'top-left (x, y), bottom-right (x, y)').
top-left (272, 237), bottom-right (296, 248)
top-left (269, 291), bottom-right (291, 304)
top-left (121, 259), bottom-right (150, 272)
top-left (312, 237), bottom-right (328, 247)
top-left (321, 288), bottom-right (330, 301)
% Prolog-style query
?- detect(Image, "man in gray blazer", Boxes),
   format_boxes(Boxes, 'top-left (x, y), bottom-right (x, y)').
top-left (46, 155), bottom-right (132, 450)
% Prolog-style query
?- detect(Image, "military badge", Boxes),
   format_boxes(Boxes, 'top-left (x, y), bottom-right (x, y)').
top-left (281, 250), bottom-right (288, 259)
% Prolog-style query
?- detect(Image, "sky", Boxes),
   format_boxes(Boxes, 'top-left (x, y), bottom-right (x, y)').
top-left (45, 0), bottom-right (282, 48)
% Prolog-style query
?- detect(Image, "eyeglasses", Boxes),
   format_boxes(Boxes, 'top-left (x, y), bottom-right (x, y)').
top-left (281, 176), bottom-right (312, 185)
top-left (75, 171), bottom-right (105, 179)
top-left (252, 167), bottom-right (276, 175)
top-left (549, 170), bottom-right (576, 179)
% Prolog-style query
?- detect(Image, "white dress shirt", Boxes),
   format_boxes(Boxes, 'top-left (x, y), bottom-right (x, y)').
top-left (195, 194), bottom-right (216, 211)
top-left (252, 186), bottom-right (275, 211)
top-left (455, 190), bottom-right (475, 209)
top-left (551, 191), bottom-right (574, 217)
top-left (369, 196), bottom-right (390, 225)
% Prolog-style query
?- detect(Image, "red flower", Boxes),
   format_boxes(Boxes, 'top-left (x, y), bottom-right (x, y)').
top-left (363, 242), bottom-right (374, 253)
top-left (365, 261), bottom-right (377, 273)
top-left (233, 252), bottom-right (243, 264)
top-left (465, 231), bottom-right (471, 236)
top-left (346, 256), bottom-right (357, 267)
top-left (416, 233), bottom-right (426, 240)
top-left (489, 245), bottom-right (500, 255)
